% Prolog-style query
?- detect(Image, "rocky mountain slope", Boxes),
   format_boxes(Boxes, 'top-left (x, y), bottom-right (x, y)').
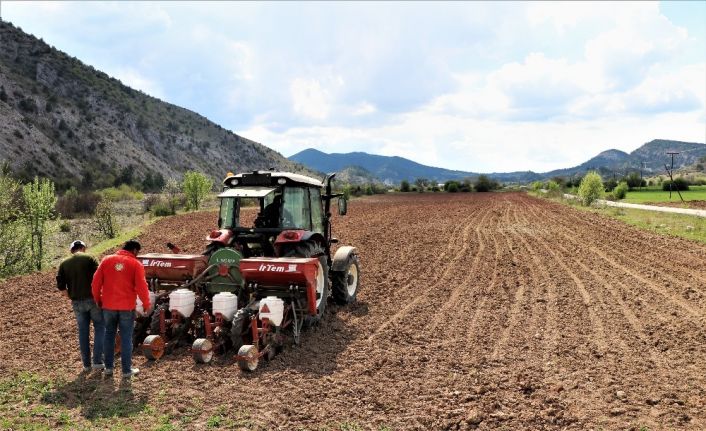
top-left (0, 21), bottom-right (313, 190)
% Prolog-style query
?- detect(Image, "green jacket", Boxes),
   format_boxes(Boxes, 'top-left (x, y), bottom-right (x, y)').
top-left (56, 252), bottom-right (99, 300)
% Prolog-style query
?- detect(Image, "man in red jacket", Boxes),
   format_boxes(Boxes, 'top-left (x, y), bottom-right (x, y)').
top-left (92, 240), bottom-right (151, 378)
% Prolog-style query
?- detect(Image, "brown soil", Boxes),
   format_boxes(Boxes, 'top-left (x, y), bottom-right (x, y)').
top-left (1, 193), bottom-right (705, 430)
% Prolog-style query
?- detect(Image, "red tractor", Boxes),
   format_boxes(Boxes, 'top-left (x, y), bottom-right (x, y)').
top-left (138, 170), bottom-right (361, 369)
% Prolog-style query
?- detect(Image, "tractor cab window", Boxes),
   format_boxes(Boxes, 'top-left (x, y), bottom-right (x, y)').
top-left (218, 197), bottom-right (239, 229)
top-left (310, 187), bottom-right (324, 233)
top-left (282, 187), bottom-right (311, 230)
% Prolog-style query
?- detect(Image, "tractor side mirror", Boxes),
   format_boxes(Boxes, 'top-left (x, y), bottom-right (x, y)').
top-left (338, 197), bottom-right (348, 216)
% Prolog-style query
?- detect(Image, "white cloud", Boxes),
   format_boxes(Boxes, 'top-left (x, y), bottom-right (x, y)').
top-left (290, 78), bottom-right (332, 120)
top-left (3, 1), bottom-right (704, 175)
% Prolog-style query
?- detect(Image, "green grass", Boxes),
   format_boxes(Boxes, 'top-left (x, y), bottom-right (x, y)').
top-left (560, 196), bottom-right (706, 244)
top-left (621, 185), bottom-right (706, 204)
top-left (0, 371), bottom-right (262, 430)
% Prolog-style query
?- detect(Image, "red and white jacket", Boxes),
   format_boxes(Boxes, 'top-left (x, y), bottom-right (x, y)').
top-left (92, 250), bottom-right (150, 311)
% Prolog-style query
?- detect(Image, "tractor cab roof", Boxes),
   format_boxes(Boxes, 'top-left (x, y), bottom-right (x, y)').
top-left (217, 187), bottom-right (276, 198)
top-left (223, 170), bottom-right (324, 189)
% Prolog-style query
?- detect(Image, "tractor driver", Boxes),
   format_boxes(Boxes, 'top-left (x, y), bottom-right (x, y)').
top-left (256, 194), bottom-right (282, 228)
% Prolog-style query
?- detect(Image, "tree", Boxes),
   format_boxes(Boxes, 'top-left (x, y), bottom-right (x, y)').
top-left (22, 177), bottom-right (57, 270)
top-left (400, 180), bottom-right (410, 192)
top-left (414, 178), bottom-right (430, 192)
top-left (474, 175), bottom-right (498, 192)
top-left (577, 171), bottom-right (604, 206)
top-left (163, 177), bottom-right (181, 214)
top-left (0, 173), bottom-right (32, 277)
top-left (114, 164), bottom-right (134, 187)
top-left (95, 199), bottom-right (116, 239)
top-left (182, 171), bottom-right (213, 211)
top-left (624, 172), bottom-right (645, 190)
top-left (603, 178), bottom-right (618, 192)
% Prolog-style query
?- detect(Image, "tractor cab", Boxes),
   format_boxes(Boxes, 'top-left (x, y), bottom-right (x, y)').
top-left (209, 170), bottom-right (345, 259)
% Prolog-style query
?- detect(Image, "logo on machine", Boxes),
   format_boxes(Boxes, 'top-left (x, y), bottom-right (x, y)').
top-left (143, 259), bottom-right (172, 268)
top-left (258, 263), bottom-right (297, 273)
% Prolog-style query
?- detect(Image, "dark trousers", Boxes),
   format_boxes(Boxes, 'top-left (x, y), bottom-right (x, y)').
top-left (103, 309), bottom-right (135, 373)
top-left (71, 299), bottom-right (105, 368)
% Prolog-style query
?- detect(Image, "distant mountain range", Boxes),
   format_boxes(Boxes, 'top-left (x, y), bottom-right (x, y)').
top-left (289, 139), bottom-right (706, 184)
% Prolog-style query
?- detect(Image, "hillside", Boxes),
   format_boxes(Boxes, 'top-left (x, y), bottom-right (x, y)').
top-left (543, 139), bottom-right (706, 179)
top-left (289, 148), bottom-right (480, 184)
top-left (291, 140), bottom-right (705, 185)
top-left (0, 21), bottom-right (313, 190)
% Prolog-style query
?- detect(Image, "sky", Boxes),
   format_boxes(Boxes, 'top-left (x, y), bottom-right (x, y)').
top-left (1, 1), bottom-right (705, 173)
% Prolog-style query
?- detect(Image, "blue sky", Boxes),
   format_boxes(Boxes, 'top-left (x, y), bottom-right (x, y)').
top-left (2, 1), bottom-right (704, 172)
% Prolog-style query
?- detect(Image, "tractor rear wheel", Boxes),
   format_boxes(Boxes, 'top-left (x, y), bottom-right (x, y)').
top-left (284, 242), bottom-right (329, 326)
top-left (332, 255), bottom-right (360, 305)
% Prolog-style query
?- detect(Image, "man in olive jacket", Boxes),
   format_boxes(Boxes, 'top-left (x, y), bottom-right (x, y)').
top-left (57, 240), bottom-right (104, 372)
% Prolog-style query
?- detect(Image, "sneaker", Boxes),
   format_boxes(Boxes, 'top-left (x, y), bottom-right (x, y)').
top-left (122, 368), bottom-right (140, 378)
top-left (92, 363), bottom-right (105, 370)
top-left (104, 368), bottom-right (114, 376)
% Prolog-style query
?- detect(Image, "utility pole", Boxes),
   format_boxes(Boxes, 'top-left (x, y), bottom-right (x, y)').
top-left (665, 151), bottom-right (684, 202)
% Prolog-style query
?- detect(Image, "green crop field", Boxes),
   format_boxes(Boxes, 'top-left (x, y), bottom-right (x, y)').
top-left (621, 185), bottom-right (706, 204)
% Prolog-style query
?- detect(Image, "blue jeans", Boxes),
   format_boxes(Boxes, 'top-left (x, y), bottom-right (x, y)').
top-left (103, 309), bottom-right (135, 373)
top-left (71, 299), bottom-right (105, 368)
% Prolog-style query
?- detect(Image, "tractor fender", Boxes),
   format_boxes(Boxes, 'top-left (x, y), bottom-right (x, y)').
top-left (331, 246), bottom-right (358, 272)
top-left (274, 231), bottom-right (327, 256)
top-left (274, 230), bottom-right (326, 247)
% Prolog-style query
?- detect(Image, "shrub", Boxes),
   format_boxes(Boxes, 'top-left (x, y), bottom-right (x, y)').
top-left (182, 171), bottom-right (213, 210)
top-left (152, 201), bottom-right (175, 217)
top-left (577, 171), bottom-right (604, 206)
top-left (57, 188), bottom-right (101, 218)
top-left (662, 178), bottom-right (690, 191)
top-left (142, 194), bottom-right (161, 213)
top-left (100, 184), bottom-right (144, 201)
top-left (446, 182), bottom-right (459, 193)
top-left (612, 182), bottom-right (629, 200)
top-left (530, 181), bottom-right (543, 191)
top-left (59, 220), bottom-right (71, 232)
top-left (18, 97), bottom-right (37, 113)
top-left (400, 180), bottom-right (410, 192)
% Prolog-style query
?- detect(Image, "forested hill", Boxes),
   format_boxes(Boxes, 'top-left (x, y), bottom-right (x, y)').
top-left (0, 20), bottom-right (313, 191)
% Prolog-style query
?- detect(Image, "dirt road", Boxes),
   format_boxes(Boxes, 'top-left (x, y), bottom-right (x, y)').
top-left (1, 193), bottom-right (705, 430)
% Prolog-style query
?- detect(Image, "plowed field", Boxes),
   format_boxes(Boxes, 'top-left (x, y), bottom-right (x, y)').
top-left (1, 192), bottom-right (705, 430)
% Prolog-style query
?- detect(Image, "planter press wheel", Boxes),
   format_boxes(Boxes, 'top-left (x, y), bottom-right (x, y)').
top-left (142, 335), bottom-right (165, 360)
top-left (237, 345), bottom-right (259, 371)
top-left (192, 338), bottom-right (214, 364)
